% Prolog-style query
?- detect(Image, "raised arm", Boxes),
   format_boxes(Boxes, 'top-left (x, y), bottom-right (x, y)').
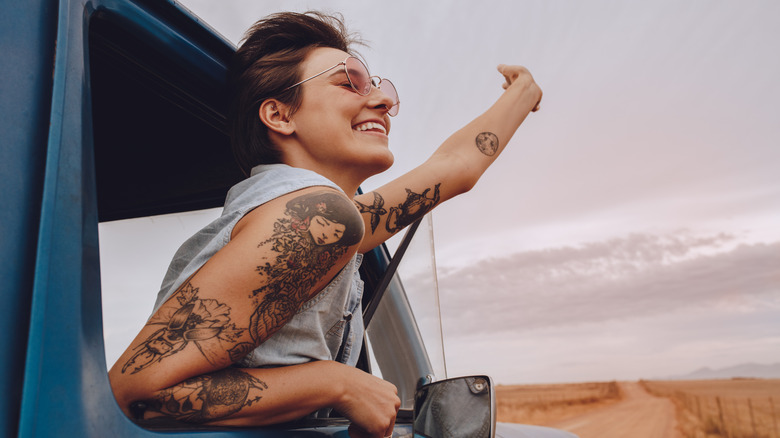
top-left (354, 65), bottom-right (542, 252)
top-left (108, 187), bottom-right (398, 435)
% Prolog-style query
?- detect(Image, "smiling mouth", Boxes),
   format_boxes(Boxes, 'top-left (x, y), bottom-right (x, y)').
top-left (353, 121), bottom-right (387, 135)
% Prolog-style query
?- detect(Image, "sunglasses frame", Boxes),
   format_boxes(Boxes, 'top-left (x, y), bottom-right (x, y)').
top-left (283, 56), bottom-right (399, 116)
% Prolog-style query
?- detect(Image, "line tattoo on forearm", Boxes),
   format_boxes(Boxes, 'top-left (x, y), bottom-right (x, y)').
top-left (354, 192), bottom-right (387, 233)
top-left (121, 282), bottom-right (245, 374)
top-left (385, 184), bottom-right (441, 233)
top-left (475, 132), bottom-right (499, 156)
top-left (130, 367), bottom-right (268, 423)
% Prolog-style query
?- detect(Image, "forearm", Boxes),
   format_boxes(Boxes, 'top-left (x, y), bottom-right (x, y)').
top-left (108, 187), bottom-right (370, 424)
top-left (354, 65), bottom-right (541, 251)
top-left (433, 69), bottom-right (541, 193)
top-left (127, 361), bottom-right (346, 426)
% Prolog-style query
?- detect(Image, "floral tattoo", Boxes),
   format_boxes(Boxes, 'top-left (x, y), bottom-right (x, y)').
top-left (121, 282), bottom-right (245, 374)
top-left (122, 191), bottom-right (363, 372)
top-left (121, 191), bottom-right (363, 423)
top-left (247, 191), bottom-right (363, 347)
top-left (130, 367), bottom-right (267, 423)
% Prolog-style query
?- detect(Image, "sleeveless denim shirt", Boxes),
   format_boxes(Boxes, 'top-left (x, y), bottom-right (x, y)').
top-left (151, 164), bottom-right (365, 368)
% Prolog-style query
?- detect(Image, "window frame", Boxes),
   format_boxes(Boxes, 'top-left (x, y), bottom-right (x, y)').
top-left (19, 0), bottom-right (433, 435)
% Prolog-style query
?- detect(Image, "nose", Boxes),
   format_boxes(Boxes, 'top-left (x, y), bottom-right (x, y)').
top-left (368, 84), bottom-right (396, 115)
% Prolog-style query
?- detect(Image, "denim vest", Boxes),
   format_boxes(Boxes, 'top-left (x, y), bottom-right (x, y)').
top-left (152, 164), bottom-right (365, 368)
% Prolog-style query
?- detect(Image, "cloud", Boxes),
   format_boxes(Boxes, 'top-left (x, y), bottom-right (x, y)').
top-left (442, 309), bottom-right (780, 383)
top-left (404, 232), bottom-right (780, 338)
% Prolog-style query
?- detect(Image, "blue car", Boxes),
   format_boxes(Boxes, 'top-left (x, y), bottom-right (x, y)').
top-left (0, 0), bottom-right (577, 436)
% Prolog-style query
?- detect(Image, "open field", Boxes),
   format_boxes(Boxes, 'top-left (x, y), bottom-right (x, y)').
top-left (497, 381), bottom-right (679, 438)
top-left (496, 380), bottom-right (623, 425)
top-left (550, 382), bottom-right (679, 438)
top-left (497, 379), bottom-right (780, 437)
top-left (642, 379), bottom-right (780, 438)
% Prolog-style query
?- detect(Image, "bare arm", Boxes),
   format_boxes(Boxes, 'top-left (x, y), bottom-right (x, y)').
top-left (355, 65), bottom-right (542, 252)
top-left (108, 187), bottom-right (398, 435)
top-left (124, 361), bottom-right (398, 432)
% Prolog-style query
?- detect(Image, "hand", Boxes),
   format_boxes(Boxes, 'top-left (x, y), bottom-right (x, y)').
top-left (332, 365), bottom-right (400, 438)
top-left (497, 64), bottom-right (542, 112)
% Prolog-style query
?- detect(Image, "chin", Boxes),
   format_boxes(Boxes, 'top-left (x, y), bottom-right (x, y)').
top-left (355, 151), bottom-right (394, 179)
top-left (370, 150), bottom-right (395, 172)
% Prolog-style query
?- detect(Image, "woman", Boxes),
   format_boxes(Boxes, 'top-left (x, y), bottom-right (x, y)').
top-left (108, 10), bottom-right (541, 438)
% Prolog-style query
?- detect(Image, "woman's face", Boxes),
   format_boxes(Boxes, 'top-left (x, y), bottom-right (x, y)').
top-left (308, 215), bottom-right (346, 246)
top-left (288, 47), bottom-right (396, 179)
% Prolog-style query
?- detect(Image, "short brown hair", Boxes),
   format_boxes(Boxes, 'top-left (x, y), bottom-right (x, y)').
top-left (228, 11), bottom-right (361, 174)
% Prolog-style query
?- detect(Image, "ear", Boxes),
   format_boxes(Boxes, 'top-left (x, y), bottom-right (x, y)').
top-left (258, 99), bottom-right (295, 136)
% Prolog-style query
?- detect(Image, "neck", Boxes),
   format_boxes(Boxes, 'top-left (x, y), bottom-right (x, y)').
top-left (275, 136), bottom-right (392, 196)
top-left (319, 169), bottom-right (363, 196)
top-left (282, 158), bottom-right (366, 196)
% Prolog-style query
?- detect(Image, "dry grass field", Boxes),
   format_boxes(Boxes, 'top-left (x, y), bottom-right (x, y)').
top-left (641, 379), bottom-right (780, 438)
top-left (497, 379), bottom-right (779, 438)
top-left (496, 380), bottom-right (623, 425)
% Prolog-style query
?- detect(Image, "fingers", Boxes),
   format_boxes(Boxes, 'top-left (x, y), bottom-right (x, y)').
top-left (497, 63), bottom-right (516, 89)
top-left (497, 64), bottom-right (528, 86)
top-left (497, 64), bottom-right (542, 112)
top-left (348, 421), bottom-right (395, 438)
top-left (532, 85), bottom-right (543, 112)
top-left (383, 409), bottom-right (397, 438)
top-left (338, 368), bottom-right (399, 438)
top-left (379, 382), bottom-right (399, 437)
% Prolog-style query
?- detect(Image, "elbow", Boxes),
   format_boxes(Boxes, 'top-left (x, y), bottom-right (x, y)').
top-left (108, 367), bottom-right (159, 420)
top-left (457, 172), bottom-right (479, 194)
top-left (110, 376), bottom-right (169, 423)
top-left (109, 378), bottom-right (139, 419)
top-left (450, 177), bottom-right (477, 197)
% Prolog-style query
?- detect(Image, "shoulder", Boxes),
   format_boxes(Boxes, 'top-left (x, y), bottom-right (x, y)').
top-left (233, 186), bottom-right (364, 248)
top-left (225, 164), bottom-right (341, 212)
top-left (227, 186), bottom-right (365, 305)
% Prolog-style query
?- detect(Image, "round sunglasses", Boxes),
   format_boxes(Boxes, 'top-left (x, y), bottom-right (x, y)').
top-left (284, 56), bottom-right (399, 117)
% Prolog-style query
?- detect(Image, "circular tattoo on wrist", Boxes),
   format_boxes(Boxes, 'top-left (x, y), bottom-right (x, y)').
top-left (475, 132), bottom-right (499, 156)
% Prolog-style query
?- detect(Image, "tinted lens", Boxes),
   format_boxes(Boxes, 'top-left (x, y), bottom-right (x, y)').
top-left (378, 79), bottom-right (400, 117)
top-left (345, 57), bottom-right (372, 95)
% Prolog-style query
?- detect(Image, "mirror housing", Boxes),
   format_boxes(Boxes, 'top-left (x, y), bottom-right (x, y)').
top-left (413, 375), bottom-right (496, 438)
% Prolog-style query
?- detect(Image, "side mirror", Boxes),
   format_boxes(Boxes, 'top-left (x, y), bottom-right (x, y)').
top-left (413, 375), bottom-right (495, 438)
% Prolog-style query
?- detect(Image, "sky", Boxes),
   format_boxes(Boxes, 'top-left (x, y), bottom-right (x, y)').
top-left (99, 0), bottom-right (780, 384)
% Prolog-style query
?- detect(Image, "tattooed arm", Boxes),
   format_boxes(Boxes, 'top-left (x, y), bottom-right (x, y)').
top-left (354, 65), bottom-right (542, 252)
top-left (109, 187), bottom-right (399, 433)
top-left (120, 361), bottom-right (398, 431)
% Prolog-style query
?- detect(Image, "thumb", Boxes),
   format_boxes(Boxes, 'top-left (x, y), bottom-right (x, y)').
top-left (497, 64), bottom-right (513, 88)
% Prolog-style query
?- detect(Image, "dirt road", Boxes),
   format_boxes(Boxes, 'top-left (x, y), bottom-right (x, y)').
top-left (550, 381), bottom-right (680, 438)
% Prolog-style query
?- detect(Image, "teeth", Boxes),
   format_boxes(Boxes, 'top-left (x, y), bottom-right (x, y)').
top-left (354, 122), bottom-right (387, 134)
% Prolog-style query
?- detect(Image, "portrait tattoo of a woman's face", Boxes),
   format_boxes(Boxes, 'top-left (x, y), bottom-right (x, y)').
top-left (245, 191), bottom-right (363, 346)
